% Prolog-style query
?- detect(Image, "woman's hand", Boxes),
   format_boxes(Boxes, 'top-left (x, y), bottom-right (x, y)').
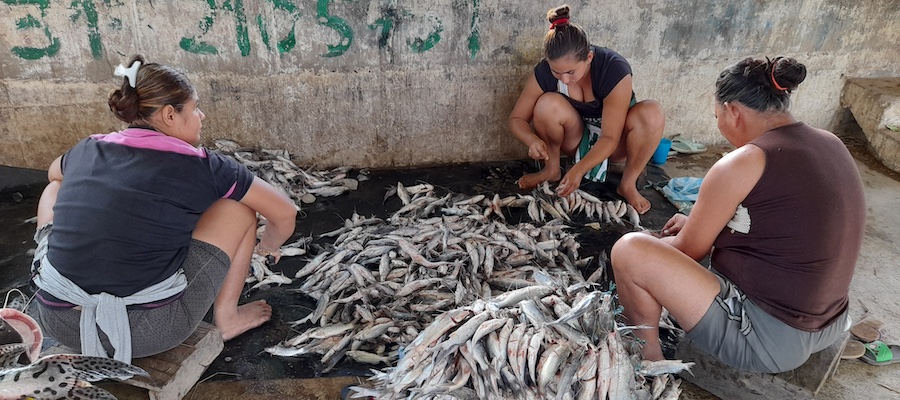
top-left (557, 167), bottom-right (585, 197)
top-left (240, 177), bottom-right (297, 261)
top-left (660, 213), bottom-right (688, 236)
top-left (254, 244), bottom-right (282, 265)
top-left (528, 140), bottom-right (550, 161)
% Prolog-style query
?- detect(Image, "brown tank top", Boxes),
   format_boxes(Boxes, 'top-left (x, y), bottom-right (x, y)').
top-left (711, 122), bottom-right (865, 331)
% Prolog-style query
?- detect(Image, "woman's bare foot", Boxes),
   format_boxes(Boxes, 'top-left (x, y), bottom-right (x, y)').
top-left (215, 300), bottom-right (273, 341)
top-left (618, 185), bottom-right (651, 214)
top-left (518, 168), bottom-right (561, 190)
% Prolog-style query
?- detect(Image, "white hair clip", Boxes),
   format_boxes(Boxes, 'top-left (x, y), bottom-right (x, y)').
top-left (114, 60), bottom-right (142, 88)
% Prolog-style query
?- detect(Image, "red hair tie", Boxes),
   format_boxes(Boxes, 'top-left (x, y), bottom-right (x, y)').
top-left (771, 66), bottom-right (788, 92)
top-left (549, 18), bottom-right (569, 30)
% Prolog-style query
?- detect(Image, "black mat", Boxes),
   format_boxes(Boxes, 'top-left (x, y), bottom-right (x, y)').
top-left (0, 159), bottom-right (677, 380)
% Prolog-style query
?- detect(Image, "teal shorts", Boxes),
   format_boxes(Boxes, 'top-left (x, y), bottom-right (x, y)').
top-left (574, 94), bottom-right (638, 183)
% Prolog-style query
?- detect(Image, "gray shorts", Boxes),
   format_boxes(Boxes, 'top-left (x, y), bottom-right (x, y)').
top-left (33, 223), bottom-right (230, 358)
top-left (685, 270), bottom-right (850, 373)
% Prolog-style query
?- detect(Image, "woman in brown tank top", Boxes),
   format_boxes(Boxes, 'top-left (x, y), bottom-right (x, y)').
top-left (609, 57), bottom-right (865, 372)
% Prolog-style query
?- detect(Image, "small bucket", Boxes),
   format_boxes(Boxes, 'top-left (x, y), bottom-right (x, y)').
top-left (652, 138), bottom-right (672, 165)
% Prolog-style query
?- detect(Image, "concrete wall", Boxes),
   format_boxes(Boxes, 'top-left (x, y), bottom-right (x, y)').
top-left (1, 0), bottom-right (899, 170)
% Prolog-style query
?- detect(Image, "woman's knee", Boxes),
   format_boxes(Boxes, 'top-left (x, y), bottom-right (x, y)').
top-left (609, 232), bottom-right (649, 270)
top-left (192, 199), bottom-right (256, 254)
top-left (37, 181), bottom-right (62, 226)
top-left (202, 199), bottom-right (255, 225)
top-left (534, 92), bottom-right (578, 125)
top-left (611, 233), bottom-right (657, 271)
top-left (628, 100), bottom-right (665, 133)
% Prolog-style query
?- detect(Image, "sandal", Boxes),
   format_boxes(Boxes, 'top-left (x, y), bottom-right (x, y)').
top-left (861, 341), bottom-right (900, 366)
top-left (669, 136), bottom-right (707, 154)
top-left (841, 339), bottom-right (866, 360)
top-left (850, 318), bottom-right (884, 343)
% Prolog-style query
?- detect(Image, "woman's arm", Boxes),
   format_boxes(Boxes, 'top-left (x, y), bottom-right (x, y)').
top-left (666, 145), bottom-right (766, 260)
top-left (509, 75), bottom-right (550, 160)
top-left (238, 177), bottom-right (297, 252)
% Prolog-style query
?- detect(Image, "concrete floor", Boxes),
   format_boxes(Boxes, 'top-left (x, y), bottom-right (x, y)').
top-left (3, 130), bottom-right (899, 399)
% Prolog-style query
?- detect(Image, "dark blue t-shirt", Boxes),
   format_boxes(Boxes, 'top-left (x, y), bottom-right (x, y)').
top-left (46, 129), bottom-right (254, 297)
top-left (534, 46), bottom-right (632, 119)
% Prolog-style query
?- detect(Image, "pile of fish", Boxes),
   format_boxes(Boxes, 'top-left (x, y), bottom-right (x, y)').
top-left (264, 182), bottom-right (687, 399)
top-left (348, 288), bottom-right (691, 400)
top-left (213, 139), bottom-right (366, 209)
top-left (264, 205), bottom-right (592, 370)
top-left (517, 182), bottom-right (642, 228)
top-left (381, 181), bottom-right (641, 230)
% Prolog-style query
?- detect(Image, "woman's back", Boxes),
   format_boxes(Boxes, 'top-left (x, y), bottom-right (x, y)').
top-left (48, 129), bottom-right (253, 296)
top-left (711, 122), bottom-right (865, 331)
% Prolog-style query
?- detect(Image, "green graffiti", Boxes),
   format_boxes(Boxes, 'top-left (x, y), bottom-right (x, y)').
top-left (5, 0), bottom-right (60, 60)
top-left (12, 26), bottom-right (60, 59)
top-left (468, 0), bottom-right (480, 60)
top-left (2, 0), bottom-right (49, 7)
top-left (257, 15), bottom-right (271, 49)
top-left (264, 0), bottom-right (302, 53)
top-left (224, 0), bottom-right (250, 56)
top-left (368, 16), bottom-right (393, 49)
top-left (181, 0), bottom-right (256, 56)
top-left (317, 0), bottom-right (353, 57)
top-left (180, 37), bottom-right (218, 55)
top-left (408, 21), bottom-right (442, 53)
top-left (16, 15), bottom-right (41, 29)
top-left (277, 28), bottom-right (297, 53)
top-left (181, 0), bottom-right (219, 54)
top-left (69, 0), bottom-right (103, 59)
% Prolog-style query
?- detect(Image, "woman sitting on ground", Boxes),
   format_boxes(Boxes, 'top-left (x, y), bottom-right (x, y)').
top-left (31, 55), bottom-right (297, 362)
top-left (610, 56), bottom-right (865, 372)
top-left (508, 4), bottom-right (665, 213)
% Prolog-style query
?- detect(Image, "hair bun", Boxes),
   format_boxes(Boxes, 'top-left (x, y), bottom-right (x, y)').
top-left (547, 5), bottom-right (571, 23)
top-left (771, 57), bottom-right (806, 92)
top-left (108, 88), bottom-right (140, 122)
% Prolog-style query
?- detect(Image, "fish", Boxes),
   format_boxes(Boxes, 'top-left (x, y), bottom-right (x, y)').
top-left (0, 318), bottom-right (23, 348)
top-left (215, 140), bottom-right (363, 209)
top-left (270, 183), bottom-right (673, 399)
top-left (0, 343), bottom-right (148, 400)
top-left (638, 359), bottom-right (695, 377)
top-left (0, 308), bottom-right (42, 364)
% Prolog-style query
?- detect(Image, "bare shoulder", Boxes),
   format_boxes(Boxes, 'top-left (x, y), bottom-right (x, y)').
top-left (710, 144), bottom-right (765, 175)
top-left (704, 144), bottom-right (766, 194)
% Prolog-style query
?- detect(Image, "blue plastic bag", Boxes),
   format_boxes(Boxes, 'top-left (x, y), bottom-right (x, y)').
top-left (661, 177), bottom-right (703, 214)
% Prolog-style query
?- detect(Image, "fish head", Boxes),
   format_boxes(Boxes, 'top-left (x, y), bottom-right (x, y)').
top-left (0, 308), bottom-right (43, 364)
top-left (0, 315), bottom-right (23, 345)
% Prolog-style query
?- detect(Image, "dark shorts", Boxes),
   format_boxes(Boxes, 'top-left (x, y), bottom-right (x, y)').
top-left (33, 224), bottom-right (230, 358)
top-left (685, 270), bottom-right (850, 373)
